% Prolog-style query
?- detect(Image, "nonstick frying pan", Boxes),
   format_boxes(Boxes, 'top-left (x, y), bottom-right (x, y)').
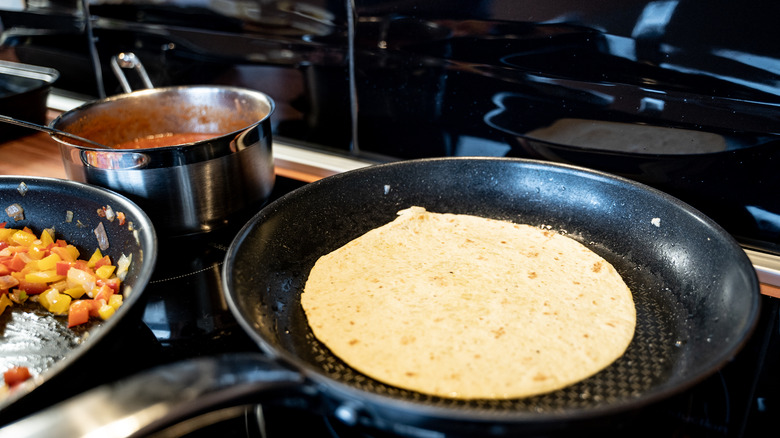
top-left (0, 158), bottom-right (760, 437)
top-left (0, 176), bottom-right (157, 415)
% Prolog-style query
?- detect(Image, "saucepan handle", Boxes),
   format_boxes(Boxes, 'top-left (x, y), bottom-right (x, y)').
top-left (0, 353), bottom-right (307, 438)
top-left (110, 52), bottom-right (154, 93)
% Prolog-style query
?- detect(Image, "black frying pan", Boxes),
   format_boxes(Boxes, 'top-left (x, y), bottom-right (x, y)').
top-left (0, 176), bottom-right (157, 415)
top-left (0, 158), bottom-right (760, 437)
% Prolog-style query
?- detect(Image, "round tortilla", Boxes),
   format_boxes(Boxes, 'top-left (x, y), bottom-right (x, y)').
top-left (301, 207), bottom-right (636, 399)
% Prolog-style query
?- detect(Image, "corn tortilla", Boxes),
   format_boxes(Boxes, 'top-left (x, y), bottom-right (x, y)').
top-left (301, 206), bottom-right (636, 399)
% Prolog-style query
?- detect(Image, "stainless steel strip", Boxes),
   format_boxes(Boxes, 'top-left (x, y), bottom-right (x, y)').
top-left (745, 248), bottom-right (780, 288)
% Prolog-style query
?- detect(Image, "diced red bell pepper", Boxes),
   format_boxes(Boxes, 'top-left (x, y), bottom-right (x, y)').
top-left (6, 253), bottom-right (30, 273)
top-left (4, 366), bottom-right (31, 387)
top-left (67, 300), bottom-right (92, 327)
top-left (73, 260), bottom-right (91, 273)
top-left (97, 277), bottom-right (120, 293)
top-left (93, 284), bottom-right (114, 302)
top-left (93, 255), bottom-right (112, 270)
top-left (56, 261), bottom-right (74, 276)
top-left (50, 246), bottom-right (78, 263)
top-left (16, 280), bottom-right (48, 295)
top-left (88, 299), bottom-right (106, 318)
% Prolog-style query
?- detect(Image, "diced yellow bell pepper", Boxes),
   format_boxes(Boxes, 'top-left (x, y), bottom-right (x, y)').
top-left (28, 243), bottom-right (47, 260)
top-left (97, 303), bottom-right (115, 320)
top-left (49, 294), bottom-right (71, 315)
top-left (108, 294), bottom-right (123, 310)
top-left (0, 228), bottom-right (15, 242)
top-left (17, 258), bottom-right (38, 273)
top-left (0, 294), bottom-right (13, 315)
top-left (87, 249), bottom-right (103, 268)
top-left (37, 253), bottom-right (62, 271)
top-left (38, 288), bottom-right (71, 314)
top-left (62, 286), bottom-right (86, 299)
top-left (65, 245), bottom-right (80, 260)
top-left (10, 230), bottom-right (36, 247)
top-left (95, 265), bottom-right (116, 280)
top-left (50, 245), bottom-right (79, 263)
top-left (37, 288), bottom-right (57, 310)
top-left (24, 270), bottom-right (65, 284)
top-left (40, 229), bottom-right (54, 247)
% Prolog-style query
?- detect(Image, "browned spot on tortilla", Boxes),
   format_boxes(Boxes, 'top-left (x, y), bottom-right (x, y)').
top-left (592, 261), bottom-right (604, 273)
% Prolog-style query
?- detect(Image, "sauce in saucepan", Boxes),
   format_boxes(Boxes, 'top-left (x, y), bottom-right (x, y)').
top-left (112, 132), bottom-right (218, 149)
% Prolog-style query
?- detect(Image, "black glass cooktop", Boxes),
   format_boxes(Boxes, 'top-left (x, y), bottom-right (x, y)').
top-left (0, 176), bottom-right (778, 437)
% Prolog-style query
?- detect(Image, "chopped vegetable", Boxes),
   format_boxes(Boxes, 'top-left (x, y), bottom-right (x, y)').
top-left (16, 182), bottom-right (28, 196)
top-left (104, 205), bottom-right (116, 222)
top-left (3, 366), bottom-right (31, 387)
top-left (4, 203), bottom-right (24, 221)
top-left (0, 294), bottom-right (12, 314)
top-left (0, 224), bottom-right (131, 328)
top-left (93, 222), bottom-right (109, 251)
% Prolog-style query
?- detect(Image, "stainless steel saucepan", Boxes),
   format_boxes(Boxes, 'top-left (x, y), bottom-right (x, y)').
top-left (50, 81), bottom-right (275, 236)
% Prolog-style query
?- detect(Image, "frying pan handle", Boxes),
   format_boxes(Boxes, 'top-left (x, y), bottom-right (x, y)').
top-left (0, 353), bottom-right (307, 438)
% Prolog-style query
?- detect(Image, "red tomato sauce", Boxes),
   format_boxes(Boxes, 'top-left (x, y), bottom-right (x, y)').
top-left (112, 132), bottom-right (218, 149)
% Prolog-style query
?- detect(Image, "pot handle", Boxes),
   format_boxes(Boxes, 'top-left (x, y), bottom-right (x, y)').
top-left (0, 353), bottom-right (308, 438)
top-left (110, 52), bottom-right (154, 93)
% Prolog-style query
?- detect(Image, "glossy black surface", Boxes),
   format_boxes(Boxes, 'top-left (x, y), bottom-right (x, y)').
top-left (2, 1), bottom-right (779, 253)
top-left (1, 1), bottom-right (780, 436)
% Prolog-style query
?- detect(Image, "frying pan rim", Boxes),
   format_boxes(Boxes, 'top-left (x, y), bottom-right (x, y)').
top-left (223, 156), bottom-right (761, 425)
top-left (0, 175), bottom-right (158, 411)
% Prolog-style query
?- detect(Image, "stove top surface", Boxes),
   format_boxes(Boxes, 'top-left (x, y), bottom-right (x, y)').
top-left (0, 176), bottom-right (777, 438)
